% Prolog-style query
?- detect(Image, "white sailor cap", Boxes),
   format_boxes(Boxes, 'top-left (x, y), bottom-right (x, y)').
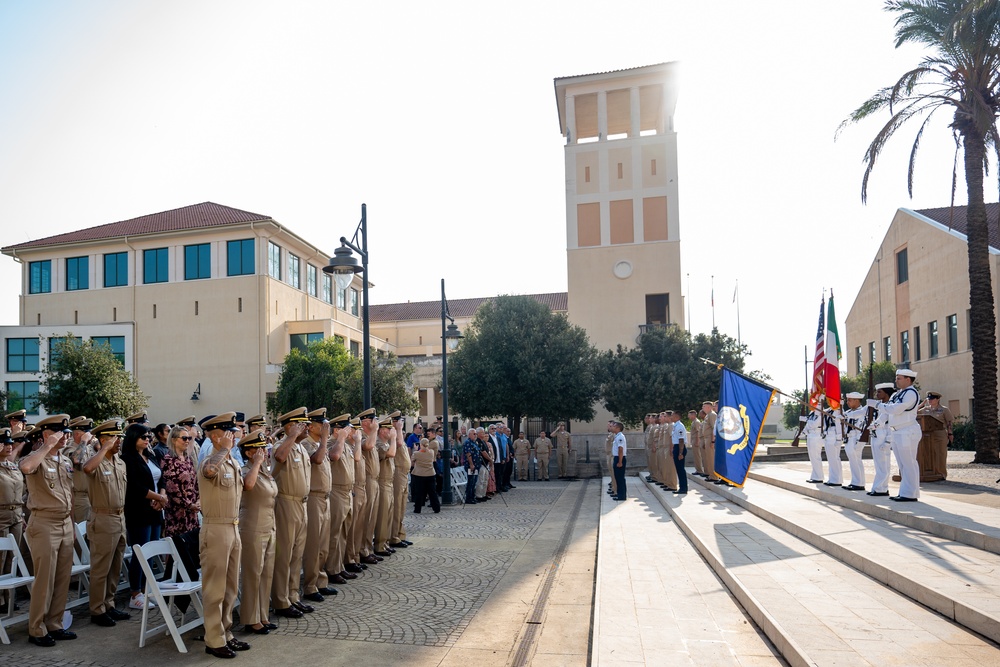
top-left (895, 368), bottom-right (917, 378)
top-left (845, 392), bottom-right (865, 400)
top-left (875, 382), bottom-right (895, 391)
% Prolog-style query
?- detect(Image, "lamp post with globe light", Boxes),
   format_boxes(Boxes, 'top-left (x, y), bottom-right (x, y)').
top-left (323, 204), bottom-right (371, 410)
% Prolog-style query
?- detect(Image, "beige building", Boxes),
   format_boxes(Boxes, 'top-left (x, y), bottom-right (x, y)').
top-left (0, 202), bottom-right (379, 421)
top-left (845, 203), bottom-right (1000, 419)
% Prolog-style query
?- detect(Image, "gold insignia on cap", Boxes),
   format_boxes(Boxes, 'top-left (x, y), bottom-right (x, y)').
top-left (349, 417), bottom-right (361, 427)
top-left (175, 415), bottom-right (197, 427)
top-left (246, 414), bottom-right (266, 427)
top-left (307, 408), bottom-right (328, 422)
top-left (239, 429), bottom-right (268, 449)
top-left (5, 409), bottom-right (27, 421)
top-left (330, 413), bottom-right (351, 427)
top-left (92, 419), bottom-right (124, 437)
top-left (378, 416), bottom-right (393, 428)
top-left (36, 414), bottom-right (71, 431)
top-left (69, 416), bottom-right (93, 430)
top-left (203, 412), bottom-right (238, 432)
top-left (357, 408), bottom-right (376, 420)
top-left (126, 412), bottom-right (148, 424)
top-left (278, 407), bottom-right (309, 426)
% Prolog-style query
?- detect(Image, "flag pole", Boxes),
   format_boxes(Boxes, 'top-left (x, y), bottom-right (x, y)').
top-left (735, 279), bottom-right (742, 353)
top-left (711, 274), bottom-right (715, 330)
top-left (698, 357), bottom-right (808, 407)
top-left (686, 272), bottom-right (691, 333)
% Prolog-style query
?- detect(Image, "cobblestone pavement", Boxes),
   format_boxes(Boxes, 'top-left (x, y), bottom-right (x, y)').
top-left (1, 479), bottom-right (591, 666)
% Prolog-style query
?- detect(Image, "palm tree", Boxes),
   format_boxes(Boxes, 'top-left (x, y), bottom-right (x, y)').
top-left (841, 0), bottom-right (1000, 463)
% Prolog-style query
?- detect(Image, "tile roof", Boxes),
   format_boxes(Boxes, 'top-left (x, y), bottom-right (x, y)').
top-left (2, 202), bottom-right (271, 252)
top-left (371, 292), bottom-right (568, 322)
top-left (912, 202), bottom-right (1000, 250)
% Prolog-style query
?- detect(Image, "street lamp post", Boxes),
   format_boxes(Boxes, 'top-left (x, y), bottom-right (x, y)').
top-left (440, 278), bottom-right (462, 505)
top-left (323, 204), bottom-right (371, 410)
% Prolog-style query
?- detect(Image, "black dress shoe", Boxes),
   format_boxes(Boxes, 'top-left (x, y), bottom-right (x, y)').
top-left (374, 550), bottom-right (393, 557)
top-left (823, 482), bottom-right (840, 487)
top-left (388, 541), bottom-right (407, 548)
top-left (292, 601), bottom-right (314, 613)
top-left (340, 570), bottom-right (358, 580)
top-left (508, 484), bottom-right (516, 489)
top-left (386, 546), bottom-right (396, 553)
top-left (274, 606), bottom-right (303, 619)
top-left (891, 496), bottom-right (918, 502)
top-left (206, 645), bottom-right (237, 658)
top-left (106, 607), bottom-right (131, 621)
top-left (345, 563), bottom-right (364, 573)
top-left (243, 624), bottom-right (269, 635)
top-left (329, 574), bottom-right (347, 585)
top-left (362, 555), bottom-right (379, 564)
top-left (302, 592), bottom-right (324, 603)
top-left (842, 485), bottom-right (866, 491)
top-left (402, 540), bottom-right (413, 546)
top-left (264, 622), bottom-right (278, 630)
top-left (49, 629), bottom-right (77, 640)
top-left (28, 634), bottom-right (55, 647)
top-left (91, 613), bottom-right (116, 627)
top-left (806, 479), bottom-right (823, 483)
top-left (227, 638), bottom-right (251, 651)
top-left (318, 585), bottom-right (340, 594)
top-left (374, 555), bottom-right (384, 562)
top-left (866, 491), bottom-right (890, 496)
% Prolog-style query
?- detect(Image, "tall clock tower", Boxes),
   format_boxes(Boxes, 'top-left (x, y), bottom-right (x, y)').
top-left (555, 63), bottom-right (683, 356)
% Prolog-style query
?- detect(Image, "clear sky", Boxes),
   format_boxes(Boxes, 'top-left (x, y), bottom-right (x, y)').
top-left (0, 1), bottom-right (976, 396)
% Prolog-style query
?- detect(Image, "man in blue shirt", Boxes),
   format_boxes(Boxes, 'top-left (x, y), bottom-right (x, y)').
top-left (405, 423), bottom-right (423, 451)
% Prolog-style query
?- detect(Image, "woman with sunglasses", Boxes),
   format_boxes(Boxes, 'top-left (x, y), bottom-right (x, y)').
top-left (160, 426), bottom-right (201, 540)
top-left (121, 423), bottom-right (168, 610)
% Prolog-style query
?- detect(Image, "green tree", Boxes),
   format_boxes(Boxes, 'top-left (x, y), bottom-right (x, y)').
top-left (447, 295), bottom-right (600, 431)
top-left (782, 389), bottom-right (809, 431)
top-left (267, 340), bottom-right (418, 418)
top-left (599, 327), bottom-right (753, 428)
top-left (839, 361), bottom-right (899, 395)
top-left (841, 0), bottom-right (1000, 463)
top-left (38, 335), bottom-right (147, 420)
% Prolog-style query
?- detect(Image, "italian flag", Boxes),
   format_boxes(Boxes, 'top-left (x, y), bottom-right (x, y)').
top-left (824, 294), bottom-right (841, 409)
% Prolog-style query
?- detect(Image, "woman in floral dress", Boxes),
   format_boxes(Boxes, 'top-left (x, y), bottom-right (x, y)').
top-left (160, 425), bottom-right (200, 538)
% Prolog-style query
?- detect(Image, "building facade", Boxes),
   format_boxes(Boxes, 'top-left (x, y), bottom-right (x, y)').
top-left (1, 202), bottom-right (378, 421)
top-left (845, 204), bottom-right (1000, 419)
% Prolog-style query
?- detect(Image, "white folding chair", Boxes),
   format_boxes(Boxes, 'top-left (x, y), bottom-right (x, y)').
top-left (67, 521), bottom-right (91, 609)
top-left (450, 467), bottom-right (468, 505)
top-left (135, 538), bottom-right (204, 653)
top-left (0, 534), bottom-right (33, 645)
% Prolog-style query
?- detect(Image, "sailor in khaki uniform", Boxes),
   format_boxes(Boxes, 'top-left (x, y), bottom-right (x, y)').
top-left (126, 411), bottom-right (149, 427)
top-left (688, 410), bottom-right (704, 476)
top-left (238, 429), bottom-right (277, 635)
top-left (346, 417), bottom-right (368, 573)
top-left (6, 409), bottom-right (28, 436)
top-left (533, 431), bottom-right (552, 480)
top-left (918, 391), bottom-right (954, 479)
top-left (701, 402), bottom-right (718, 482)
top-left (358, 409), bottom-right (381, 565)
top-left (513, 432), bottom-right (531, 482)
top-left (19, 414), bottom-right (76, 647)
top-left (389, 412), bottom-right (413, 550)
top-left (65, 417), bottom-right (95, 523)
top-left (644, 414), bottom-right (659, 484)
top-left (605, 421), bottom-right (616, 495)
top-left (324, 414), bottom-right (355, 585)
top-left (83, 419), bottom-right (131, 627)
top-left (0, 428), bottom-right (25, 608)
top-left (302, 408), bottom-right (335, 603)
top-left (199, 412), bottom-right (249, 658)
top-left (270, 407), bottom-right (312, 618)
top-left (373, 417), bottom-right (397, 556)
top-left (656, 412), bottom-right (677, 490)
top-left (554, 422), bottom-right (573, 478)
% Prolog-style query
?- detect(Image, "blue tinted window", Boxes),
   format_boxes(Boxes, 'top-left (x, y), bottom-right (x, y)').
top-left (185, 244), bottom-right (211, 280)
top-left (6, 338), bottom-right (39, 372)
top-left (143, 248), bottom-right (168, 284)
top-left (66, 256), bottom-right (89, 291)
top-left (228, 239), bottom-right (255, 276)
top-left (29, 261), bottom-right (51, 294)
top-left (6, 381), bottom-right (40, 415)
top-left (104, 252), bottom-right (128, 287)
top-left (91, 336), bottom-right (126, 365)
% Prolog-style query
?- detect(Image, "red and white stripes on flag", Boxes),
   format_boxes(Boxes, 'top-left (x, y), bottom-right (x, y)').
top-left (809, 293), bottom-right (842, 410)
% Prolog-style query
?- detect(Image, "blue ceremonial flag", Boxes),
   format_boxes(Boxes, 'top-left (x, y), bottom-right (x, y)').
top-left (714, 367), bottom-right (776, 487)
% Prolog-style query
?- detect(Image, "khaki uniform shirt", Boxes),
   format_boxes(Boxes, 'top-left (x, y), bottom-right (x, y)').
top-left (272, 440), bottom-right (310, 499)
top-left (702, 412), bottom-right (717, 445)
top-left (363, 437), bottom-right (380, 482)
top-left (352, 447), bottom-right (367, 491)
top-left (0, 460), bottom-right (25, 527)
top-left (375, 439), bottom-right (395, 485)
top-left (65, 438), bottom-right (95, 496)
top-left (513, 438), bottom-right (531, 457)
top-left (657, 422), bottom-right (674, 450)
top-left (86, 454), bottom-right (127, 511)
top-left (303, 436), bottom-right (332, 494)
top-left (240, 466), bottom-right (277, 531)
top-left (689, 419), bottom-right (702, 447)
top-left (25, 452), bottom-right (74, 515)
top-left (918, 405), bottom-right (954, 431)
top-left (393, 437), bottom-right (411, 481)
top-left (533, 437), bottom-right (552, 456)
top-left (554, 431), bottom-right (571, 449)
top-left (332, 442), bottom-right (355, 487)
top-left (199, 454), bottom-right (243, 521)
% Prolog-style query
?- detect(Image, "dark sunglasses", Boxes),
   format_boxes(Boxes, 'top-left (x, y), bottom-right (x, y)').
top-left (178, 436), bottom-right (193, 442)
top-left (137, 434), bottom-right (151, 440)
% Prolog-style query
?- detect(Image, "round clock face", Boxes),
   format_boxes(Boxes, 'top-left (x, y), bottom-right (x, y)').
top-left (613, 260), bottom-right (633, 279)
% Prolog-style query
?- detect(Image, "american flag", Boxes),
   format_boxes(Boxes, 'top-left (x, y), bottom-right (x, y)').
top-left (809, 298), bottom-right (826, 409)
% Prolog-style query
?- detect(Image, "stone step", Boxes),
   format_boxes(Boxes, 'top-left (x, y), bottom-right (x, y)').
top-left (639, 473), bottom-right (998, 667)
top-left (684, 471), bottom-right (1000, 643)
top-left (748, 464), bottom-right (1000, 557)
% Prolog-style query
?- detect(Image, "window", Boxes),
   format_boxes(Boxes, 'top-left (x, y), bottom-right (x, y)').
top-left (914, 326), bottom-right (921, 362)
top-left (350, 340), bottom-right (360, 357)
top-left (855, 347), bottom-right (862, 374)
top-left (868, 341), bottom-right (876, 364)
top-left (48, 336), bottom-right (81, 365)
top-left (104, 252), bottom-right (128, 288)
top-left (143, 248), bottom-right (168, 284)
top-left (185, 243), bottom-right (211, 280)
top-left (947, 314), bottom-right (958, 354)
top-left (900, 330), bottom-right (909, 364)
top-left (883, 336), bottom-right (892, 362)
top-left (66, 256), bottom-right (89, 291)
top-left (896, 247), bottom-right (908, 284)
top-left (29, 260), bottom-right (51, 294)
top-left (91, 336), bottom-right (125, 365)
top-left (288, 254), bottom-right (301, 288)
top-left (290, 332), bottom-right (323, 352)
top-left (6, 381), bottom-right (39, 415)
top-left (929, 320), bottom-right (939, 357)
top-left (350, 288), bottom-right (359, 316)
top-left (268, 241), bottom-right (281, 279)
top-left (7, 338), bottom-right (39, 372)
top-left (337, 286), bottom-right (346, 310)
top-left (322, 273), bottom-right (332, 304)
top-left (227, 239), bottom-right (255, 276)
top-left (307, 265), bottom-right (317, 297)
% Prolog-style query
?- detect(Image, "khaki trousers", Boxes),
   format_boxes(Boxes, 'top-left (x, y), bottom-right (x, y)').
top-left (324, 485), bottom-right (353, 581)
top-left (239, 527), bottom-right (275, 626)
top-left (557, 446), bottom-right (569, 476)
top-left (200, 523), bottom-right (241, 650)
top-left (87, 511), bottom-right (126, 615)
top-left (348, 484), bottom-right (367, 562)
top-left (374, 482), bottom-right (394, 551)
top-left (537, 454), bottom-right (550, 480)
top-left (26, 514), bottom-right (74, 637)
top-left (704, 440), bottom-right (717, 480)
top-left (72, 491), bottom-right (90, 524)
top-left (516, 454), bottom-right (529, 480)
top-left (648, 445), bottom-right (659, 481)
top-left (692, 443), bottom-right (705, 475)
top-left (271, 495), bottom-right (307, 608)
top-left (658, 446), bottom-right (677, 489)
top-left (390, 473), bottom-right (408, 544)
top-left (303, 494), bottom-right (331, 594)
top-left (362, 479), bottom-right (379, 556)
top-left (607, 454), bottom-right (617, 494)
